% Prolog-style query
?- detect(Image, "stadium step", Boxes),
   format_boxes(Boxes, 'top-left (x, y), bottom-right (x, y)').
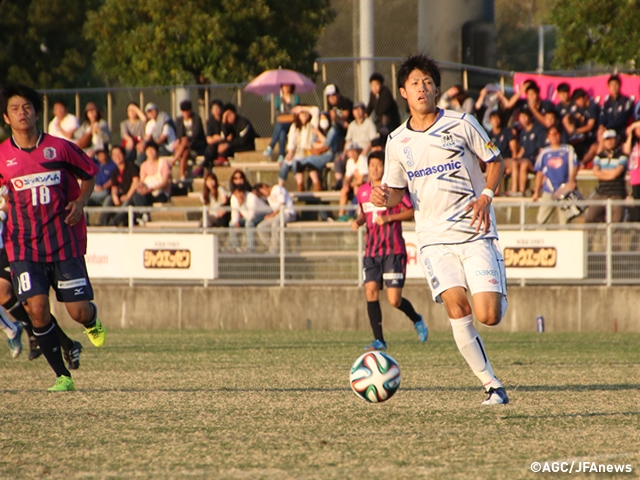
top-left (171, 196), bottom-right (201, 207)
top-left (234, 151), bottom-right (270, 163)
top-left (254, 137), bottom-right (271, 152)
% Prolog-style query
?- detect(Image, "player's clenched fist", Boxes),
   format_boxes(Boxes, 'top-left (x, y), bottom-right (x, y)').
top-left (371, 183), bottom-right (390, 207)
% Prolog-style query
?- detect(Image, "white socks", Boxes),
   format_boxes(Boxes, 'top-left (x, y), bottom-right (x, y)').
top-left (450, 315), bottom-right (502, 390)
top-left (0, 308), bottom-right (18, 339)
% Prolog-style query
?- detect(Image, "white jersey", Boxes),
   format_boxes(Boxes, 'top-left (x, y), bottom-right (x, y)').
top-left (383, 109), bottom-right (501, 246)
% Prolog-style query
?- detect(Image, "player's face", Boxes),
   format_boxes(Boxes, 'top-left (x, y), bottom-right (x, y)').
top-left (400, 69), bottom-right (439, 116)
top-left (3, 96), bottom-right (38, 133)
top-left (368, 158), bottom-right (384, 182)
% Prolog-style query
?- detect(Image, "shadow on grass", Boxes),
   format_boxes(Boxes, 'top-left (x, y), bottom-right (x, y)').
top-left (502, 411), bottom-right (640, 420)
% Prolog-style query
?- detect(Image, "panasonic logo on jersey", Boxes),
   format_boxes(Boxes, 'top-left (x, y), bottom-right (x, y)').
top-left (407, 161), bottom-right (462, 181)
top-left (11, 171), bottom-right (61, 191)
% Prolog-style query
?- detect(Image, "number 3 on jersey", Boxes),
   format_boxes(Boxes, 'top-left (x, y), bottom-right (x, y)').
top-left (30, 186), bottom-right (51, 206)
top-left (17, 272), bottom-right (31, 294)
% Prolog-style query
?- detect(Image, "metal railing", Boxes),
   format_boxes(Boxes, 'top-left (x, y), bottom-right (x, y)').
top-left (85, 198), bottom-right (640, 287)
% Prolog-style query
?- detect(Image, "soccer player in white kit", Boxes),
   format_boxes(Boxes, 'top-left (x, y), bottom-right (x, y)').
top-left (371, 55), bottom-right (509, 405)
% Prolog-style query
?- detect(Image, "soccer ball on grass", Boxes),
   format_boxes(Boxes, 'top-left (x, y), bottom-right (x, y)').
top-left (349, 351), bottom-right (401, 403)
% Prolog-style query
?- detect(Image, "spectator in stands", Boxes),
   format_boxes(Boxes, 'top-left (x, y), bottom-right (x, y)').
top-left (100, 146), bottom-right (140, 226)
top-left (138, 103), bottom-right (176, 164)
top-left (120, 102), bottom-right (147, 162)
top-left (325, 84), bottom-right (353, 141)
top-left (48, 101), bottom-right (79, 141)
top-left (255, 183), bottom-right (297, 253)
top-left (132, 142), bottom-right (172, 223)
top-left (584, 129), bottom-right (628, 223)
top-left (555, 82), bottom-right (572, 119)
top-left (563, 88), bottom-right (599, 167)
top-left (599, 75), bottom-right (633, 138)
top-left (476, 84), bottom-right (506, 131)
top-left (487, 111), bottom-right (518, 194)
top-left (173, 99), bottom-right (206, 180)
top-left (88, 148), bottom-right (117, 207)
top-left (264, 84), bottom-right (300, 163)
top-left (543, 110), bottom-right (569, 144)
top-left (512, 109), bottom-right (546, 196)
top-left (623, 120), bottom-right (640, 222)
top-left (295, 111), bottom-right (339, 191)
top-left (366, 72), bottom-right (401, 135)
top-left (74, 102), bottom-right (111, 158)
top-left (278, 109), bottom-right (314, 189)
top-left (229, 184), bottom-right (268, 252)
top-left (503, 80), bottom-right (555, 126)
top-left (214, 103), bottom-right (257, 165)
top-left (200, 172), bottom-right (230, 227)
top-left (438, 84), bottom-right (475, 115)
top-left (197, 99), bottom-right (225, 176)
top-left (532, 125), bottom-right (580, 225)
top-left (229, 169), bottom-right (251, 192)
top-left (337, 143), bottom-right (368, 221)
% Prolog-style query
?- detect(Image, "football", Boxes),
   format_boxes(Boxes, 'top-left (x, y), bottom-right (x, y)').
top-left (349, 351), bottom-right (401, 403)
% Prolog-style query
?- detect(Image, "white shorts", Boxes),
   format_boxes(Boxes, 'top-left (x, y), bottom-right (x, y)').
top-left (419, 239), bottom-right (507, 306)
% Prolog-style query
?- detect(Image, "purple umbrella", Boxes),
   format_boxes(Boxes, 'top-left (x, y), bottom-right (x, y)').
top-left (244, 68), bottom-right (316, 95)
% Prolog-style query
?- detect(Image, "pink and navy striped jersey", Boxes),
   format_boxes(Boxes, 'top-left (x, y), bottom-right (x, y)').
top-left (0, 133), bottom-right (98, 262)
top-left (357, 182), bottom-right (413, 257)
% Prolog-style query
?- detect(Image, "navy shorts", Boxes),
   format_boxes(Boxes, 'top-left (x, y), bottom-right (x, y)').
top-left (11, 257), bottom-right (94, 303)
top-left (363, 254), bottom-right (407, 288)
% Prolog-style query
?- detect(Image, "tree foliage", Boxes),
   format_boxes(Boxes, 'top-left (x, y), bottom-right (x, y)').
top-left (551, 0), bottom-right (640, 69)
top-left (85, 0), bottom-right (335, 86)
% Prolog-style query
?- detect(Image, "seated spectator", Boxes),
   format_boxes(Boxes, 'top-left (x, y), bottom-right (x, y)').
top-left (132, 142), bottom-right (172, 221)
top-left (88, 148), bottom-right (117, 207)
top-left (48, 101), bottom-right (79, 141)
top-left (199, 99), bottom-right (225, 175)
top-left (512, 109), bottom-right (546, 196)
top-left (487, 111), bottom-right (518, 194)
top-left (562, 88), bottom-right (599, 167)
top-left (325, 84), bottom-right (353, 143)
top-left (264, 84), bottom-right (300, 162)
top-left (173, 99), bottom-right (206, 180)
top-left (623, 120), bottom-right (640, 222)
top-left (532, 125), bottom-right (580, 225)
top-left (255, 182), bottom-right (296, 253)
top-left (74, 102), bottom-right (111, 158)
top-left (503, 80), bottom-right (555, 127)
top-left (337, 143), bottom-right (368, 221)
top-left (229, 168), bottom-right (252, 192)
top-left (475, 84), bottom-right (505, 131)
top-left (555, 82), bottom-right (572, 119)
top-left (138, 103), bottom-right (176, 164)
top-left (599, 75), bottom-right (633, 138)
top-left (200, 172), bottom-right (230, 227)
top-left (438, 84), bottom-right (475, 115)
top-left (213, 104), bottom-right (257, 165)
top-left (366, 72), bottom-right (401, 135)
top-left (295, 111), bottom-right (339, 191)
top-left (120, 102), bottom-right (147, 162)
top-left (542, 110), bottom-right (569, 144)
top-left (584, 129), bottom-right (628, 223)
top-left (100, 146), bottom-right (140, 226)
top-left (229, 184), bottom-right (268, 252)
top-left (278, 109), bottom-right (314, 189)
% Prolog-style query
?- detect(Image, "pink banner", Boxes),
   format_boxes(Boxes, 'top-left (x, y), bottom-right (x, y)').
top-left (512, 73), bottom-right (640, 106)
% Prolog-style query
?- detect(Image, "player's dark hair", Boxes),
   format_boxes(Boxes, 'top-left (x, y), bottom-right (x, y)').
top-left (397, 54), bottom-right (441, 89)
top-left (571, 88), bottom-right (587, 101)
top-left (369, 72), bottom-right (385, 84)
top-left (0, 84), bottom-right (43, 116)
top-left (519, 109), bottom-right (533, 120)
top-left (368, 150), bottom-right (385, 166)
top-left (557, 82), bottom-right (570, 94)
top-left (608, 74), bottom-right (621, 85)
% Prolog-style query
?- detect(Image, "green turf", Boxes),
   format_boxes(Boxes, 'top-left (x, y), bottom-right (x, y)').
top-left (1, 330), bottom-right (639, 479)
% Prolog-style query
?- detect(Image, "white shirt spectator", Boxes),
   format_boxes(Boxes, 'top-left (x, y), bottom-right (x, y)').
top-left (266, 185), bottom-right (296, 222)
top-left (230, 191), bottom-right (267, 225)
top-left (346, 154), bottom-right (369, 179)
top-left (145, 118), bottom-right (177, 153)
top-left (345, 118), bottom-right (377, 151)
top-left (48, 114), bottom-right (80, 140)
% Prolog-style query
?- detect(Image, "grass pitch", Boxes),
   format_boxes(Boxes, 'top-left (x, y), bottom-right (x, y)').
top-left (1, 329), bottom-right (639, 479)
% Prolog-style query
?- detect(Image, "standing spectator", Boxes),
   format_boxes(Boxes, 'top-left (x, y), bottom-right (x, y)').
top-left (120, 102), bottom-right (146, 162)
top-left (487, 111), bottom-right (518, 194)
top-left (555, 83), bottom-right (572, 119)
top-left (295, 111), bottom-right (339, 191)
top-left (88, 148), bottom-right (117, 207)
top-left (173, 100), bottom-right (206, 180)
top-left (255, 183), bottom-right (296, 253)
top-left (264, 84), bottom-right (300, 163)
top-left (503, 81), bottom-right (555, 127)
top-left (48, 101), bottom-right (79, 141)
top-left (584, 130), bottom-right (628, 223)
top-left (138, 103), bottom-right (176, 164)
top-left (623, 120), bottom-right (640, 222)
top-left (278, 109), bottom-right (314, 188)
top-left (74, 102), bottom-right (111, 158)
top-left (214, 104), bottom-right (257, 165)
top-left (200, 172), bottom-right (229, 227)
top-left (512, 109), bottom-right (546, 196)
top-left (532, 125), bottom-right (580, 225)
top-left (366, 73), bottom-right (401, 135)
top-left (562, 89), bottom-right (599, 167)
top-left (198, 99), bottom-right (225, 176)
top-left (438, 84), bottom-right (475, 115)
top-left (325, 84), bottom-right (353, 142)
top-left (475, 84), bottom-right (505, 132)
top-left (228, 185), bottom-right (268, 252)
top-left (599, 75), bottom-right (633, 138)
top-left (101, 146), bottom-right (140, 226)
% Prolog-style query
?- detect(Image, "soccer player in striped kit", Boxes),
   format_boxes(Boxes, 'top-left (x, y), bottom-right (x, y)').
top-left (371, 55), bottom-right (509, 405)
top-left (0, 84), bottom-right (106, 391)
top-left (352, 150), bottom-right (428, 351)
